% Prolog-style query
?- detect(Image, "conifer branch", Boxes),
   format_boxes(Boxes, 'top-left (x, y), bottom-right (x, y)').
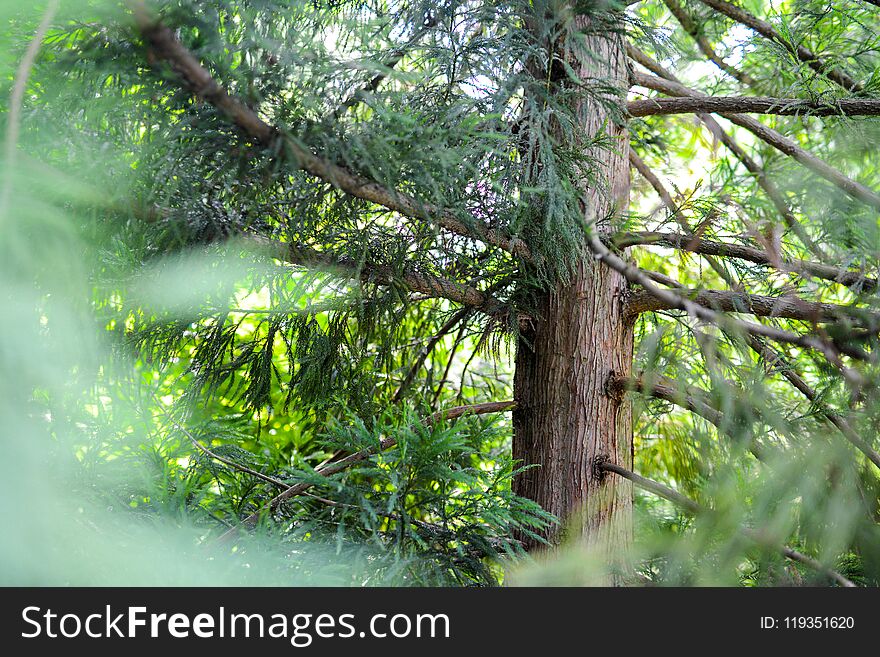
top-left (626, 287), bottom-right (880, 330)
top-left (247, 236), bottom-right (506, 316)
top-left (661, 0), bottom-right (756, 87)
top-left (587, 232), bottom-right (866, 382)
top-left (615, 231), bottom-right (877, 291)
top-left (393, 307), bottom-right (472, 402)
top-left (129, 6), bottom-right (532, 261)
top-left (745, 336), bottom-right (880, 470)
top-left (628, 149), bottom-right (740, 285)
top-left (609, 374), bottom-right (726, 433)
top-left (331, 16), bottom-right (438, 120)
top-left (160, 404), bottom-right (291, 490)
top-left (694, 0), bottom-right (864, 93)
top-left (215, 400), bottom-right (517, 544)
top-left (632, 70), bottom-right (880, 211)
top-left (597, 461), bottom-right (857, 586)
top-left (629, 96), bottom-right (880, 118)
top-left (627, 46), bottom-right (829, 259)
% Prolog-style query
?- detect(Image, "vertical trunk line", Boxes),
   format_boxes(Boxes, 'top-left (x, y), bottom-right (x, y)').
top-left (512, 8), bottom-right (633, 582)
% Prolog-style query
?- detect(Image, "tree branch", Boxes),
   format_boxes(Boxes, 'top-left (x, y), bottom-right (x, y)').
top-left (609, 373), bottom-right (726, 433)
top-left (130, 7), bottom-right (532, 261)
top-left (626, 287), bottom-right (880, 330)
top-left (597, 461), bottom-right (856, 586)
top-left (629, 95), bottom-right (880, 118)
top-left (587, 231), bottom-right (866, 381)
top-left (615, 231), bottom-right (877, 291)
top-left (627, 46), bottom-right (829, 259)
top-left (694, 0), bottom-right (864, 93)
top-left (632, 70), bottom-right (880, 211)
top-left (392, 307), bottom-right (472, 402)
top-left (629, 149), bottom-right (741, 285)
top-left (746, 335), bottom-right (880, 470)
top-left (215, 401), bottom-right (517, 544)
top-left (661, 0), bottom-right (756, 87)
top-left (247, 235), bottom-right (506, 315)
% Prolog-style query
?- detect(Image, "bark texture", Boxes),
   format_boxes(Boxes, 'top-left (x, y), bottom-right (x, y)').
top-left (513, 10), bottom-right (633, 576)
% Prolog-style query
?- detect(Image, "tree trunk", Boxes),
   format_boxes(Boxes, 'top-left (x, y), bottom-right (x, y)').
top-left (513, 10), bottom-right (633, 577)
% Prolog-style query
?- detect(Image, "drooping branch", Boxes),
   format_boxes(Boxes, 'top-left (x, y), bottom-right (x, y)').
top-left (597, 461), bottom-right (857, 587)
top-left (629, 96), bottom-right (880, 118)
top-left (661, 0), bottom-right (756, 87)
top-left (247, 235), bottom-right (507, 316)
top-left (392, 307), bottom-right (472, 402)
top-left (626, 287), bottom-right (880, 330)
top-left (614, 231), bottom-right (877, 292)
top-left (694, 0), bottom-right (864, 93)
top-left (632, 70), bottom-right (880, 211)
top-left (130, 7), bottom-right (532, 261)
top-left (216, 400), bottom-right (517, 544)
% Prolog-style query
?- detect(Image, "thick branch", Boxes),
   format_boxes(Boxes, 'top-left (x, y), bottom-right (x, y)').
top-left (610, 374), bottom-right (726, 431)
top-left (216, 401), bottom-right (517, 543)
top-left (633, 71), bottom-right (880, 211)
top-left (695, 0), bottom-right (864, 93)
top-left (598, 462), bottom-right (856, 586)
top-left (626, 287), bottom-right (880, 330)
top-left (131, 9), bottom-right (531, 260)
top-left (615, 231), bottom-right (877, 291)
top-left (629, 96), bottom-right (880, 118)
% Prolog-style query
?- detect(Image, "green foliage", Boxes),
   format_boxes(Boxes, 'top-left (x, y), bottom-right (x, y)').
top-left (3, 0), bottom-right (880, 587)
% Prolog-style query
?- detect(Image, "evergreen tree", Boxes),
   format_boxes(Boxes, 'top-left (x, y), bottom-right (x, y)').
top-left (5, 0), bottom-right (880, 585)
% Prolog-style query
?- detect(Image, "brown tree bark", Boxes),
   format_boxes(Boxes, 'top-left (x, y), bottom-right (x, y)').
top-left (513, 9), bottom-right (633, 579)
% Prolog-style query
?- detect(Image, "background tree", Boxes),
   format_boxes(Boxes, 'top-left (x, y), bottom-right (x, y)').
top-left (4, 0), bottom-right (880, 586)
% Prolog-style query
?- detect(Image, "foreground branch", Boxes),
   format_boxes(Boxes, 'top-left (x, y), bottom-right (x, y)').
top-left (597, 462), bottom-right (856, 587)
top-left (746, 336), bottom-right (880, 470)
